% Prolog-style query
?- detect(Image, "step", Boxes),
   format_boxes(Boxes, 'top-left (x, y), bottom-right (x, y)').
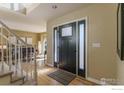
top-left (11, 76), bottom-right (25, 85)
top-left (0, 71), bottom-right (13, 85)
top-left (0, 71), bottom-right (13, 78)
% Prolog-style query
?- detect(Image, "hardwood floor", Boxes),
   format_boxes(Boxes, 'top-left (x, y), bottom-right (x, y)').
top-left (37, 66), bottom-right (96, 85)
top-left (21, 62), bottom-right (96, 85)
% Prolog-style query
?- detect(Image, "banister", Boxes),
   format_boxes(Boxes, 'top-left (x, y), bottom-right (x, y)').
top-left (0, 20), bottom-right (37, 85)
top-left (0, 20), bottom-right (27, 45)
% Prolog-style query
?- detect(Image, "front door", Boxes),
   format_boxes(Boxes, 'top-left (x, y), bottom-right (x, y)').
top-left (59, 22), bottom-right (76, 74)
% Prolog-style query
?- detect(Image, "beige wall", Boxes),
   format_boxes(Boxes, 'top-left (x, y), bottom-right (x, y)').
top-left (12, 29), bottom-right (40, 45)
top-left (47, 4), bottom-right (117, 82)
top-left (116, 55), bottom-right (124, 84)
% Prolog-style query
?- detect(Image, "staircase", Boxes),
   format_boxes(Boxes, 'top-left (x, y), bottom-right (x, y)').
top-left (0, 20), bottom-right (37, 85)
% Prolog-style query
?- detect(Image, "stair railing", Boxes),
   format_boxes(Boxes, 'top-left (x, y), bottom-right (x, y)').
top-left (0, 20), bottom-right (37, 85)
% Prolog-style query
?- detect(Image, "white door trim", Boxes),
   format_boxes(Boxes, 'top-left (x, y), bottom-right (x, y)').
top-left (52, 17), bottom-right (88, 79)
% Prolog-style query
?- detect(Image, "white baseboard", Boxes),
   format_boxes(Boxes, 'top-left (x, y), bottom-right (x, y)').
top-left (87, 77), bottom-right (102, 85)
top-left (87, 77), bottom-right (119, 85)
top-left (46, 63), bottom-right (54, 67)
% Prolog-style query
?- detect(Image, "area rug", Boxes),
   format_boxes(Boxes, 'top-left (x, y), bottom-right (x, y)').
top-left (48, 69), bottom-right (76, 85)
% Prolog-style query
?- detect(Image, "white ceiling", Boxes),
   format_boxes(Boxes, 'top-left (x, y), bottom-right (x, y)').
top-left (0, 3), bottom-right (89, 33)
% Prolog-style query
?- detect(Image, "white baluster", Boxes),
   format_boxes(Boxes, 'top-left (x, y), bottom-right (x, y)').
top-left (1, 27), bottom-right (4, 72)
top-left (34, 45), bottom-right (37, 85)
top-left (18, 44), bottom-right (21, 76)
top-left (20, 45), bottom-right (23, 76)
top-left (8, 36), bottom-right (12, 71)
top-left (6, 40), bottom-right (8, 65)
top-left (15, 38), bottom-right (17, 76)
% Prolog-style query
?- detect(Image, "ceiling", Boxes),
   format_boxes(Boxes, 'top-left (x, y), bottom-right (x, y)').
top-left (0, 3), bottom-right (89, 33)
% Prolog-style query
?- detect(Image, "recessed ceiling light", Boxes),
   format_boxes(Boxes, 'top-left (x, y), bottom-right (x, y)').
top-left (52, 5), bottom-right (58, 9)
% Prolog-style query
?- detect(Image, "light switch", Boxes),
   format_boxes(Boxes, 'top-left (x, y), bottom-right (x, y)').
top-left (92, 43), bottom-right (101, 48)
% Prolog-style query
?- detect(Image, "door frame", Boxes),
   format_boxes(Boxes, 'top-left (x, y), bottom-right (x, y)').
top-left (52, 17), bottom-right (88, 79)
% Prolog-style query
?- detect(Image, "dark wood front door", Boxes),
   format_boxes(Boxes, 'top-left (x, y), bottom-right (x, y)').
top-left (59, 22), bottom-right (76, 74)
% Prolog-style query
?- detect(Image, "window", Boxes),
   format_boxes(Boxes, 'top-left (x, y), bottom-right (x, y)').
top-left (12, 3), bottom-right (20, 11)
top-left (27, 37), bottom-right (32, 44)
top-left (54, 29), bottom-right (57, 62)
top-left (61, 26), bottom-right (72, 37)
top-left (20, 37), bottom-right (32, 44)
top-left (79, 23), bottom-right (85, 70)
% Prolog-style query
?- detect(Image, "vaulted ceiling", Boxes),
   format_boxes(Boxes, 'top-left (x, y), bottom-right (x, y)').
top-left (0, 3), bottom-right (89, 33)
